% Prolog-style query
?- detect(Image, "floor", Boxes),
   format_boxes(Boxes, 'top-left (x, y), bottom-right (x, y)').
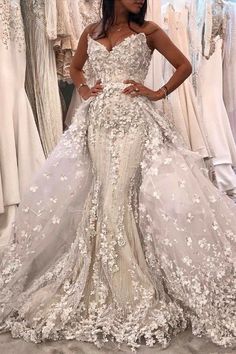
top-left (0, 330), bottom-right (235, 354)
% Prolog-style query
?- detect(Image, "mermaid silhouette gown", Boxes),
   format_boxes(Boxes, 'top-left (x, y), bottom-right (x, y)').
top-left (0, 33), bottom-right (235, 351)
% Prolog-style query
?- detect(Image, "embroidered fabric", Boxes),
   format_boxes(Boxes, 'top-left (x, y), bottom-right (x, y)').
top-left (78, 0), bottom-right (101, 29)
top-left (0, 32), bottom-right (235, 352)
top-left (77, 0), bottom-right (102, 87)
top-left (0, 0), bottom-right (24, 51)
top-left (203, 0), bottom-right (227, 59)
top-left (64, 0), bottom-right (101, 128)
top-left (52, 0), bottom-right (82, 82)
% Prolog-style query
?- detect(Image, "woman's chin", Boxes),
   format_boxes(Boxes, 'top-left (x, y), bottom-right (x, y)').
top-left (129, 5), bottom-right (142, 14)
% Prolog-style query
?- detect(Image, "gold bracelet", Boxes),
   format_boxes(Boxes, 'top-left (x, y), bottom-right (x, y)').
top-left (159, 86), bottom-right (168, 99)
top-left (77, 83), bottom-right (88, 93)
top-left (163, 85), bottom-right (168, 95)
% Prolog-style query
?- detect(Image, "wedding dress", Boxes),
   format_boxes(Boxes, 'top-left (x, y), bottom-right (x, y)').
top-left (145, 0), bottom-right (163, 91)
top-left (21, 0), bottom-right (63, 156)
top-left (162, 3), bottom-right (210, 158)
top-left (193, 0), bottom-right (236, 193)
top-left (65, 0), bottom-right (101, 128)
top-left (53, 0), bottom-right (79, 82)
top-left (0, 0), bottom-right (44, 252)
top-left (0, 33), bottom-right (235, 352)
top-left (223, 1), bottom-right (236, 143)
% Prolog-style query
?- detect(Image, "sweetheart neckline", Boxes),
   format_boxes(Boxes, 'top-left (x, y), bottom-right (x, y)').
top-left (88, 32), bottom-right (152, 55)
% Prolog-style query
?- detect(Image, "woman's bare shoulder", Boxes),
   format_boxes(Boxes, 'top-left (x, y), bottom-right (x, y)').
top-left (83, 22), bottom-right (102, 37)
top-left (131, 20), bottom-right (161, 35)
top-left (142, 21), bottom-right (161, 35)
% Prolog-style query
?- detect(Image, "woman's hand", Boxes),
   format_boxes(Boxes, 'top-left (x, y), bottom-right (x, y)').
top-left (122, 80), bottom-right (165, 101)
top-left (78, 79), bottom-right (103, 100)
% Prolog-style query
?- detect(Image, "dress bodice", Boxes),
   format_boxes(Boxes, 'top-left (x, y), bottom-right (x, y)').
top-left (87, 33), bottom-right (152, 84)
top-left (0, 0), bottom-right (25, 51)
top-left (203, 0), bottom-right (227, 59)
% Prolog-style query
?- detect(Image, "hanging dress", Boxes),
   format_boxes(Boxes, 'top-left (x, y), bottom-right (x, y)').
top-left (0, 0), bottom-right (44, 252)
top-left (196, 0), bottom-right (236, 193)
top-left (20, 0), bottom-right (63, 156)
top-left (223, 1), bottom-right (236, 143)
top-left (162, 3), bottom-right (210, 158)
top-left (65, 0), bottom-right (101, 127)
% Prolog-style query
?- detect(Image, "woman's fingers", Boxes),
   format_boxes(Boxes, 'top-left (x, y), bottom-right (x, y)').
top-left (91, 82), bottom-right (103, 95)
top-left (123, 85), bottom-right (140, 95)
top-left (91, 87), bottom-right (103, 93)
top-left (123, 85), bottom-right (136, 93)
top-left (93, 85), bottom-right (103, 90)
top-left (123, 81), bottom-right (142, 93)
top-left (95, 79), bottom-right (102, 85)
top-left (93, 81), bottom-right (103, 88)
top-left (124, 79), bottom-right (137, 85)
top-left (90, 90), bottom-right (102, 96)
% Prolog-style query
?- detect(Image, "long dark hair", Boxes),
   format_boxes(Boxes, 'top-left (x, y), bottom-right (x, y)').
top-left (96, 0), bottom-right (147, 38)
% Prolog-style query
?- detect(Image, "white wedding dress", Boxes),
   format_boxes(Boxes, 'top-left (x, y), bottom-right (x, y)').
top-left (0, 0), bottom-right (44, 251)
top-left (21, 0), bottom-right (63, 156)
top-left (0, 33), bottom-right (235, 352)
top-left (162, 3), bottom-right (210, 158)
top-left (194, 0), bottom-right (236, 193)
top-left (223, 1), bottom-right (236, 143)
top-left (65, 0), bottom-right (101, 128)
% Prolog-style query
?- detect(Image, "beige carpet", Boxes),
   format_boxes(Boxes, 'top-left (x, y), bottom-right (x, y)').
top-left (0, 330), bottom-right (235, 354)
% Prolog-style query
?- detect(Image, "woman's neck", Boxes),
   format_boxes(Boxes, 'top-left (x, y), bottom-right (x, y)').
top-left (114, 0), bottom-right (129, 25)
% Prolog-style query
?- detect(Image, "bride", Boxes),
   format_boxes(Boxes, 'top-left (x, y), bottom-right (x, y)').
top-left (0, 0), bottom-right (235, 351)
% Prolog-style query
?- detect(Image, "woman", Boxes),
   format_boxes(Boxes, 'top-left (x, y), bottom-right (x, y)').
top-left (0, 0), bottom-right (235, 351)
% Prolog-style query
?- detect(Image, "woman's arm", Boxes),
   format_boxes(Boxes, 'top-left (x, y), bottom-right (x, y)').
top-left (70, 25), bottom-right (103, 100)
top-left (147, 22), bottom-right (192, 96)
top-left (123, 21), bottom-right (192, 101)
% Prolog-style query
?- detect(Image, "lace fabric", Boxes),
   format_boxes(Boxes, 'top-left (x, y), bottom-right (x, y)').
top-left (0, 32), bottom-right (235, 352)
top-left (78, 0), bottom-right (101, 30)
top-left (0, 0), bottom-right (25, 51)
top-left (203, 0), bottom-right (227, 59)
